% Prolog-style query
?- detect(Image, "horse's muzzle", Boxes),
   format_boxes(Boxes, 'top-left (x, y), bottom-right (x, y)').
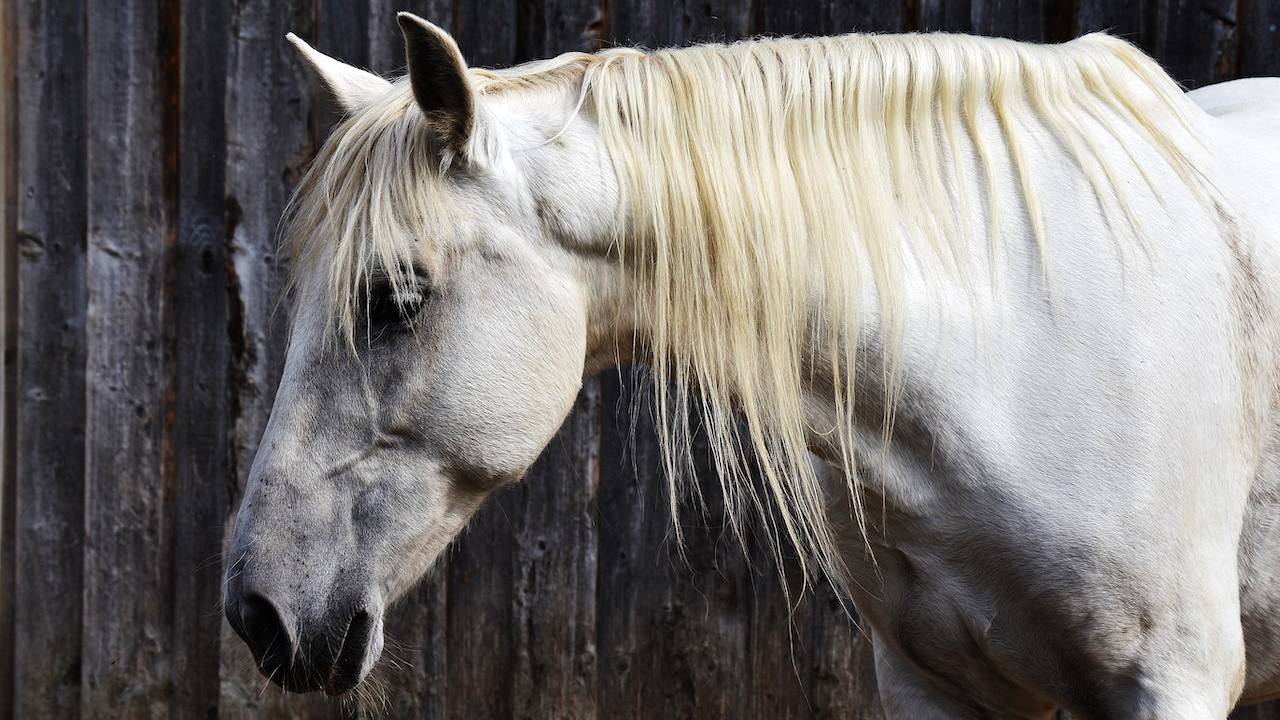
top-left (224, 586), bottom-right (382, 695)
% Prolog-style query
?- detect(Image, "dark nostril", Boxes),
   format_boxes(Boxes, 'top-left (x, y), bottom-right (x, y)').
top-left (239, 592), bottom-right (295, 672)
top-left (327, 609), bottom-right (375, 695)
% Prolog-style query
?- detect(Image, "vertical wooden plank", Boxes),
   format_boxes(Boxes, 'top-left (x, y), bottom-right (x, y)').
top-left (171, 1), bottom-right (234, 718)
top-left (316, 0), bottom-right (370, 131)
top-left (0, 0), bottom-right (16, 713)
top-left (219, 1), bottom-right (339, 716)
top-left (1075, 0), bottom-right (1145, 38)
top-left (381, 568), bottom-right (449, 719)
top-left (809, 577), bottom-right (882, 720)
top-left (594, 370), bottom-right (655, 719)
top-left (763, 0), bottom-right (905, 36)
top-left (611, 0), bottom-right (753, 48)
top-left (81, 0), bottom-right (173, 713)
top-left (599, 7), bottom-right (785, 717)
top-left (367, 0), bottom-right (452, 75)
top-left (969, 0), bottom-right (1053, 41)
top-left (1145, 0), bottom-right (1238, 88)
top-left (445, 490), bottom-right (517, 720)
top-left (826, 2), bottom-right (907, 33)
top-left (605, 0), bottom-right (757, 697)
top-left (454, 0), bottom-right (517, 67)
top-left (918, 0), bottom-right (972, 33)
top-left (595, 370), bottom-right (751, 719)
top-left (516, 0), bottom-right (602, 61)
top-left (12, 0), bottom-right (87, 716)
top-left (511, 387), bottom-right (601, 719)
top-left (745, 543), bottom-right (814, 720)
top-left (1240, 0), bottom-right (1280, 78)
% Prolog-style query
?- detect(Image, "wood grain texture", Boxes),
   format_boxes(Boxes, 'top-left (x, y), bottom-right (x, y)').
top-left (970, 0), bottom-right (1052, 40)
top-left (1074, 0), bottom-right (1145, 37)
top-left (81, 0), bottom-right (173, 713)
top-left (170, 1), bottom-right (234, 718)
top-left (1241, 0), bottom-right (1280, 78)
top-left (764, 0), bottom-right (905, 36)
top-left (1147, 0), bottom-right (1240, 87)
top-left (918, 0), bottom-right (973, 32)
top-left (382, 569), bottom-right (449, 718)
top-left (367, 0), bottom-right (454, 75)
top-left (511, 386), bottom-right (601, 720)
top-left (611, 0), bottom-right (754, 48)
top-left (12, 0), bottom-right (88, 716)
top-left (6, 1), bottom-right (1280, 718)
top-left (0, 0), bottom-right (17, 713)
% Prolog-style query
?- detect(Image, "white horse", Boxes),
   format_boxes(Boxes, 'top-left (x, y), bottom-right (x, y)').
top-left (222, 12), bottom-right (1280, 717)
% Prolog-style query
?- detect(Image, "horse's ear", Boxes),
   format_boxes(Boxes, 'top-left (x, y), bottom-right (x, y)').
top-left (397, 13), bottom-right (474, 151)
top-left (287, 33), bottom-right (391, 113)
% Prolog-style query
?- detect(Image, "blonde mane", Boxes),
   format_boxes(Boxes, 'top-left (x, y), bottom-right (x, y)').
top-left (285, 32), bottom-right (1208, 588)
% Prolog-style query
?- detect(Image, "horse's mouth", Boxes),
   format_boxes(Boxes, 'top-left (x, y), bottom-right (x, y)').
top-left (323, 609), bottom-right (376, 695)
top-left (230, 598), bottom-right (379, 695)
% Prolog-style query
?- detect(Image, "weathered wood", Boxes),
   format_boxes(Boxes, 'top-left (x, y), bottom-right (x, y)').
top-left (382, 569), bottom-right (449, 719)
top-left (367, 0), bottom-right (453, 75)
top-left (1147, 0), bottom-right (1239, 88)
top-left (12, 0), bottom-right (88, 716)
top-left (444, 492), bottom-right (517, 720)
top-left (591, 369), bottom-right (658, 719)
top-left (170, 1), bottom-right (234, 718)
top-left (511, 386), bottom-right (601, 719)
top-left (218, 1), bottom-right (337, 716)
top-left (1074, 0), bottom-right (1144, 38)
top-left (81, 0), bottom-right (173, 713)
top-left (809, 577), bottom-right (882, 720)
top-left (595, 370), bottom-right (753, 719)
top-left (650, 418), bottom-right (753, 720)
top-left (455, 0), bottom-right (517, 66)
top-left (970, 0), bottom-right (1052, 40)
top-left (317, 0), bottom-right (370, 131)
top-left (516, 0), bottom-right (603, 60)
top-left (1241, 0), bottom-right (1280, 78)
top-left (611, 0), bottom-right (754, 48)
top-left (0, 0), bottom-right (17, 713)
top-left (8, 1), bottom-right (1280, 718)
top-left (745, 547), bottom-right (815, 719)
top-left (763, 0), bottom-right (905, 36)
top-left (918, 0), bottom-right (972, 33)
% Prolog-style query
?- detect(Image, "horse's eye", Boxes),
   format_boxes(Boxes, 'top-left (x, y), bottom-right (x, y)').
top-left (367, 281), bottom-right (427, 331)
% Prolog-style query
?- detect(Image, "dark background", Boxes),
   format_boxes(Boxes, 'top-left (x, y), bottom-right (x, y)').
top-left (2, 0), bottom-right (1279, 718)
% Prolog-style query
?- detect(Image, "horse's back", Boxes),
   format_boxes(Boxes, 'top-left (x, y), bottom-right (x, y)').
top-left (1190, 77), bottom-right (1280, 126)
top-left (1190, 78), bottom-right (1280, 214)
top-left (1186, 77), bottom-right (1280, 706)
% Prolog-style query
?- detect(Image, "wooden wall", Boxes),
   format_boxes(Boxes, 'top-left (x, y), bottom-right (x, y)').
top-left (1, 0), bottom-right (1278, 717)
